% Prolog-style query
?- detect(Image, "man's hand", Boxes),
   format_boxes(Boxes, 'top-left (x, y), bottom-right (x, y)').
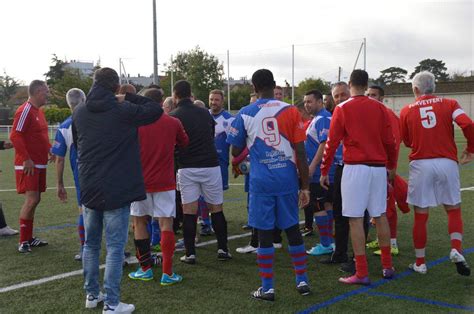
top-left (232, 164), bottom-right (243, 178)
top-left (57, 184), bottom-right (67, 203)
top-left (48, 152), bottom-right (56, 163)
top-left (460, 149), bottom-right (474, 165)
top-left (23, 159), bottom-right (35, 176)
top-left (3, 142), bottom-right (13, 149)
top-left (320, 175), bottom-right (330, 190)
top-left (116, 94), bottom-right (126, 103)
top-left (298, 189), bottom-right (310, 208)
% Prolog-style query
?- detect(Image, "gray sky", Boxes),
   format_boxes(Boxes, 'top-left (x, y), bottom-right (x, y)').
top-left (0, 0), bottom-right (472, 86)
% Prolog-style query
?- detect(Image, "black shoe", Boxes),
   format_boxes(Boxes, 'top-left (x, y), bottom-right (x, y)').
top-left (340, 260), bottom-right (356, 274)
top-left (200, 225), bottom-right (214, 236)
top-left (18, 241), bottom-right (31, 253)
top-left (296, 281), bottom-right (311, 296)
top-left (180, 254), bottom-right (196, 264)
top-left (300, 227), bottom-right (314, 237)
top-left (217, 249), bottom-right (232, 261)
top-left (320, 252), bottom-right (348, 264)
top-left (251, 287), bottom-right (275, 301)
top-left (29, 237), bottom-right (48, 247)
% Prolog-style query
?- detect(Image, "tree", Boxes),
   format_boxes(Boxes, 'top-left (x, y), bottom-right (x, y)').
top-left (229, 83), bottom-right (253, 110)
top-left (376, 67), bottom-right (408, 85)
top-left (0, 71), bottom-right (20, 106)
top-left (45, 54), bottom-right (66, 85)
top-left (410, 58), bottom-right (449, 81)
top-left (296, 77), bottom-right (331, 100)
top-left (48, 69), bottom-right (93, 108)
top-left (163, 46), bottom-right (224, 102)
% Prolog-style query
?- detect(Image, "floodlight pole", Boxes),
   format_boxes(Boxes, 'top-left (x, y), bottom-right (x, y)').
top-left (227, 50), bottom-right (231, 111)
top-left (363, 37), bottom-right (367, 70)
top-left (170, 54), bottom-right (174, 96)
top-left (153, 0), bottom-right (159, 84)
top-left (291, 44), bottom-right (295, 104)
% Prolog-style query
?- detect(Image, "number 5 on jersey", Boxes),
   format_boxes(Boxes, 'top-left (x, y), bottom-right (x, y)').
top-left (262, 117), bottom-right (281, 146)
top-left (420, 106), bottom-right (437, 129)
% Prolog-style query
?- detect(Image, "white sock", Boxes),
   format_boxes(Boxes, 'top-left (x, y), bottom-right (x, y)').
top-left (390, 238), bottom-right (398, 247)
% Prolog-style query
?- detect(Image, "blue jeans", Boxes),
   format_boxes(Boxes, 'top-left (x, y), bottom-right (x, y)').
top-left (82, 205), bottom-right (130, 306)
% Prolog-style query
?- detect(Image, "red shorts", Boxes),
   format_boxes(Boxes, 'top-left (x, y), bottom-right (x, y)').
top-left (15, 168), bottom-right (47, 194)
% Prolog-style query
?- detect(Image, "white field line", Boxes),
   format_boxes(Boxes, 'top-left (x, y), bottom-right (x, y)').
top-left (0, 231), bottom-right (256, 294)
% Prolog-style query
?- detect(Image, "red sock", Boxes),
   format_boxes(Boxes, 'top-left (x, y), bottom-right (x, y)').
top-left (447, 208), bottom-right (463, 253)
top-left (355, 254), bottom-right (368, 278)
top-left (413, 212), bottom-right (428, 266)
top-left (387, 203), bottom-right (398, 239)
top-left (380, 246), bottom-right (393, 269)
top-left (19, 218), bottom-right (33, 243)
top-left (161, 231), bottom-right (175, 276)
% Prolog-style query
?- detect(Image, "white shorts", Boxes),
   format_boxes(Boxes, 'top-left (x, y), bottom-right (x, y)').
top-left (341, 164), bottom-right (387, 218)
top-left (408, 158), bottom-right (460, 208)
top-left (130, 190), bottom-right (176, 218)
top-left (177, 166), bottom-right (223, 205)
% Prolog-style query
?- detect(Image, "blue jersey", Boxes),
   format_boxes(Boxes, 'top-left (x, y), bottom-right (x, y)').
top-left (305, 108), bottom-right (336, 183)
top-left (227, 99), bottom-right (306, 196)
top-left (211, 110), bottom-right (234, 190)
top-left (51, 116), bottom-right (81, 204)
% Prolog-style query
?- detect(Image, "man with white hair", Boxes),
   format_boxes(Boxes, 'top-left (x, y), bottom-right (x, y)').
top-left (51, 88), bottom-right (87, 260)
top-left (400, 71), bottom-right (474, 276)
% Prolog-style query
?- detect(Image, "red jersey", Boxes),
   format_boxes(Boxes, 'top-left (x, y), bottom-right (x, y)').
top-left (138, 114), bottom-right (189, 192)
top-left (10, 102), bottom-right (51, 169)
top-left (321, 95), bottom-right (397, 176)
top-left (400, 95), bottom-right (474, 162)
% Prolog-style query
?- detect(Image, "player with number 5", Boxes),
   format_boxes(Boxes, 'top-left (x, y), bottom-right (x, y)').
top-left (400, 71), bottom-right (474, 276)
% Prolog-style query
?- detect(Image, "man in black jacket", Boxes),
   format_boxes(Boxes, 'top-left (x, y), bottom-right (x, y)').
top-left (170, 80), bottom-right (231, 264)
top-left (73, 67), bottom-right (163, 313)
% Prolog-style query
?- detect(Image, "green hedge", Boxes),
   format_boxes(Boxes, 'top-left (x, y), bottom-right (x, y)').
top-left (43, 106), bottom-right (71, 124)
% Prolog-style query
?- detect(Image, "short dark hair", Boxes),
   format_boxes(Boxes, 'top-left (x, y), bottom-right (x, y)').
top-left (251, 69), bottom-right (275, 93)
top-left (28, 80), bottom-right (46, 97)
top-left (209, 89), bottom-right (224, 99)
top-left (173, 80), bottom-right (192, 99)
top-left (143, 88), bottom-right (163, 104)
top-left (93, 67), bottom-right (119, 93)
top-left (369, 85), bottom-right (385, 97)
top-left (304, 89), bottom-right (323, 101)
top-left (349, 69), bottom-right (369, 88)
top-left (274, 85), bottom-right (283, 90)
top-left (148, 84), bottom-right (162, 90)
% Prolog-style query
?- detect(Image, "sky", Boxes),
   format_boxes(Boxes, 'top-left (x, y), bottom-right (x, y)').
top-left (0, 0), bottom-right (472, 86)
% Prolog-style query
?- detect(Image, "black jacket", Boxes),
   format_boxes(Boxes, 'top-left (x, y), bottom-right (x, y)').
top-left (72, 84), bottom-right (163, 211)
top-left (170, 98), bottom-right (219, 168)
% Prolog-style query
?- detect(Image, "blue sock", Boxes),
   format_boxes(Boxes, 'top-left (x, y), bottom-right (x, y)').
top-left (78, 214), bottom-right (85, 248)
top-left (257, 246), bottom-right (274, 292)
top-left (151, 220), bottom-right (161, 246)
top-left (315, 215), bottom-right (330, 247)
top-left (326, 209), bottom-right (334, 244)
top-left (288, 244), bottom-right (308, 285)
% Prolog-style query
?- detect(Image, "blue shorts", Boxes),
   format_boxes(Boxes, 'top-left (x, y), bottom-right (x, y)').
top-left (248, 192), bottom-right (299, 231)
top-left (219, 162), bottom-right (229, 191)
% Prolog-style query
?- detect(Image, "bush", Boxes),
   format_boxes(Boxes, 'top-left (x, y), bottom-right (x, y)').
top-left (43, 106), bottom-right (71, 124)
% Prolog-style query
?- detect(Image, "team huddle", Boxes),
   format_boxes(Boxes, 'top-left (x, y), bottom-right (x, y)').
top-left (4, 67), bottom-right (473, 313)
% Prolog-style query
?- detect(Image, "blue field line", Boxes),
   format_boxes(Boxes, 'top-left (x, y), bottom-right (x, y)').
top-left (297, 247), bottom-right (474, 314)
top-left (366, 291), bottom-right (474, 311)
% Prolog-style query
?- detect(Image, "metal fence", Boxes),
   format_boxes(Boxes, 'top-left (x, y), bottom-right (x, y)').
top-left (0, 125), bottom-right (59, 140)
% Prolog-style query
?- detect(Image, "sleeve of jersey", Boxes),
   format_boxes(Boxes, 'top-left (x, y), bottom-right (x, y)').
top-left (278, 107), bottom-right (306, 144)
top-left (316, 117), bottom-right (330, 143)
top-left (226, 113), bottom-right (247, 148)
top-left (452, 103), bottom-right (474, 153)
top-left (51, 129), bottom-right (67, 157)
top-left (9, 108), bottom-right (31, 161)
top-left (399, 108), bottom-right (411, 148)
top-left (321, 107), bottom-right (344, 176)
top-left (382, 109), bottom-right (397, 170)
top-left (176, 120), bottom-right (189, 148)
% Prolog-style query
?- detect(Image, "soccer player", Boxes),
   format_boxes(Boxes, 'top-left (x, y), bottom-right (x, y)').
top-left (274, 86), bottom-right (284, 101)
top-left (303, 90), bottom-right (335, 255)
top-left (51, 88), bottom-right (86, 260)
top-left (10, 80), bottom-right (52, 253)
top-left (170, 80), bottom-right (231, 264)
top-left (400, 71), bottom-right (474, 276)
top-left (228, 69), bottom-right (311, 301)
top-left (128, 88), bottom-right (189, 284)
top-left (323, 93), bottom-right (335, 113)
top-left (321, 70), bottom-right (397, 285)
